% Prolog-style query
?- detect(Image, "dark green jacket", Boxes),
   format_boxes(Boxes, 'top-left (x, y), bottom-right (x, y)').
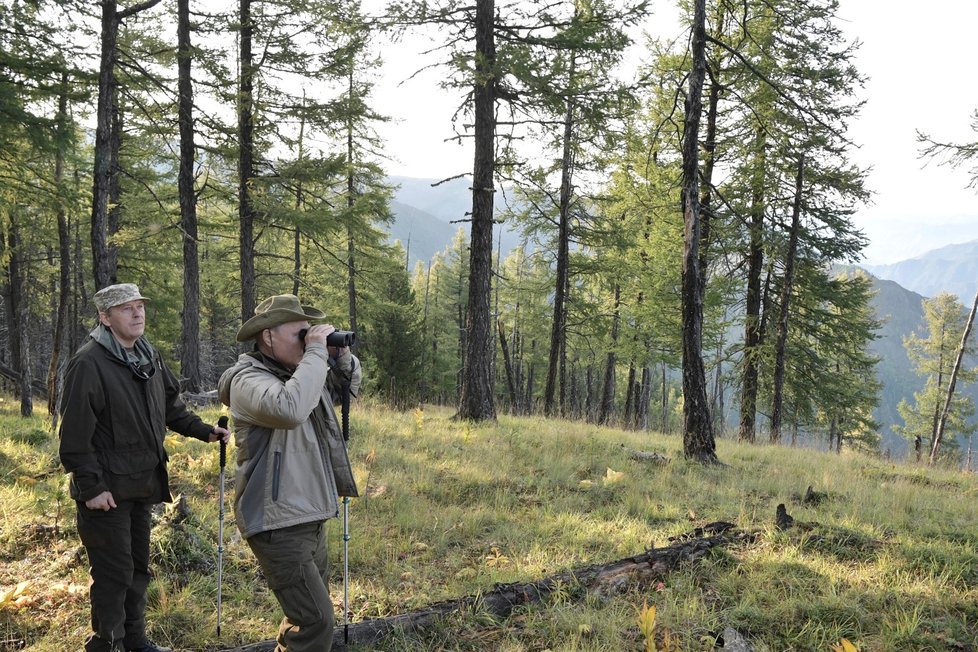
top-left (58, 334), bottom-right (213, 503)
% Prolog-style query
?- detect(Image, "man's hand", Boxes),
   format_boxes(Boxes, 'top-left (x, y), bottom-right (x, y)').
top-left (85, 491), bottom-right (117, 511)
top-left (210, 423), bottom-right (231, 443)
top-left (302, 323), bottom-right (335, 347)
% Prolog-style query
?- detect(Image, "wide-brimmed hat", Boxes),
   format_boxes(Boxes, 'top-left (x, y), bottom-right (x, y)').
top-left (94, 283), bottom-right (150, 312)
top-left (236, 294), bottom-right (325, 342)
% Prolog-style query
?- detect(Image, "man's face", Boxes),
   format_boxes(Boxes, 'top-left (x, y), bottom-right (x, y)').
top-left (99, 300), bottom-right (146, 347)
top-left (262, 320), bottom-right (310, 369)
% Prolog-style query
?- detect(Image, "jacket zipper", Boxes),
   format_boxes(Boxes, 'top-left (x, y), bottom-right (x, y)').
top-left (272, 451), bottom-right (281, 502)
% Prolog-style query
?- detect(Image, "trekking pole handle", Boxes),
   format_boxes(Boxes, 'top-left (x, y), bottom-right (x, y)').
top-left (218, 416), bottom-right (228, 467)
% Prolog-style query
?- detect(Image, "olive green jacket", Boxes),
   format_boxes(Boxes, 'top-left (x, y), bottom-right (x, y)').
top-left (218, 343), bottom-right (360, 539)
top-left (58, 334), bottom-right (213, 503)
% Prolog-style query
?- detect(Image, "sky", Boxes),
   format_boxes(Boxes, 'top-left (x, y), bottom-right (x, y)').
top-left (369, 0), bottom-right (978, 266)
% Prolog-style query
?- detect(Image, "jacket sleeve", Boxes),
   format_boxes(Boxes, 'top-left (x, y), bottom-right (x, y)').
top-left (232, 344), bottom-right (331, 429)
top-left (160, 356), bottom-right (213, 442)
top-left (58, 352), bottom-right (109, 502)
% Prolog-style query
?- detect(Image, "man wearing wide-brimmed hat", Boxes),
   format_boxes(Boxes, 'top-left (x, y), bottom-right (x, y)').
top-left (58, 283), bottom-right (231, 652)
top-left (218, 294), bottom-right (361, 652)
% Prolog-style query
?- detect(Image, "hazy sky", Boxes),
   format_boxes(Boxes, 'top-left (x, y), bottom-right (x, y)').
top-left (371, 1), bottom-right (978, 265)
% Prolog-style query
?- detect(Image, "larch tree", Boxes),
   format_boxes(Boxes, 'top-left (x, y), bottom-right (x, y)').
top-left (678, 0), bottom-right (717, 462)
top-left (895, 292), bottom-right (978, 463)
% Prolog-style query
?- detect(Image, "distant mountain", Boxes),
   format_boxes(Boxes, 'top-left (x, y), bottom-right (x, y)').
top-left (863, 240), bottom-right (978, 302)
top-left (387, 199), bottom-right (466, 267)
top-left (386, 175), bottom-right (525, 269)
top-left (388, 175), bottom-right (474, 224)
top-left (861, 274), bottom-right (927, 454)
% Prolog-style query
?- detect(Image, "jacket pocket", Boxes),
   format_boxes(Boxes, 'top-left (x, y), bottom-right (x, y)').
top-left (101, 449), bottom-right (159, 501)
top-left (272, 451), bottom-right (281, 502)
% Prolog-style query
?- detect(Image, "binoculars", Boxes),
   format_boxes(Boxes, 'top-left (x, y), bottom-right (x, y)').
top-left (298, 328), bottom-right (356, 348)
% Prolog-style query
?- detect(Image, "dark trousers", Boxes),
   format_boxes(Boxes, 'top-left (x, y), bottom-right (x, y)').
top-left (76, 500), bottom-right (153, 652)
top-left (247, 521), bottom-right (334, 652)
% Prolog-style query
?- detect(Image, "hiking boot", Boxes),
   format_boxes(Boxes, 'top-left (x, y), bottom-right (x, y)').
top-left (126, 642), bottom-right (173, 652)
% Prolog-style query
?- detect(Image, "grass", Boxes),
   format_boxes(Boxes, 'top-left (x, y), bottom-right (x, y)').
top-left (0, 396), bottom-right (976, 651)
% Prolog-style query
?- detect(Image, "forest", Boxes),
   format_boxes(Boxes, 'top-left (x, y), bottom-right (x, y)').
top-left (2, 0), bottom-right (977, 462)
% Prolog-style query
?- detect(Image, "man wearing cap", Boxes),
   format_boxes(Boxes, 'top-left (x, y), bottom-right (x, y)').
top-left (218, 294), bottom-right (360, 652)
top-left (58, 283), bottom-right (231, 652)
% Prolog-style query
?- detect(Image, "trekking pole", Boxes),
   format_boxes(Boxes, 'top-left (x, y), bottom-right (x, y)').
top-left (216, 415), bottom-right (228, 638)
top-left (341, 379), bottom-right (352, 645)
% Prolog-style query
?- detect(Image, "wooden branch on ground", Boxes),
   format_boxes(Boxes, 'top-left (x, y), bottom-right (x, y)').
top-left (221, 527), bottom-right (754, 651)
top-left (0, 363), bottom-right (49, 399)
top-left (623, 445), bottom-right (671, 464)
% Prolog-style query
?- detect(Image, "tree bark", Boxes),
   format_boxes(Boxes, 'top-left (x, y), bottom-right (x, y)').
top-left (7, 217), bottom-right (32, 416)
top-left (47, 72), bottom-right (71, 422)
top-left (929, 286), bottom-right (978, 464)
top-left (738, 129), bottom-right (767, 444)
top-left (770, 154), bottom-right (804, 443)
top-left (638, 365), bottom-right (652, 431)
top-left (238, 0), bottom-right (257, 326)
top-left (346, 70), bottom-right (359, 348)
top-left (498, 319), bottom-right (519, 413)
top-left (623, 361), bottom-right (636, 426)
top-left (543, 55), bottom-right (577, 417)
top-left (456, 0), bottom-right (497, 421)
top-left (679, 0), bottom-right (717, 463)
top-left (90, 0), bottom-right (119, 290)
top-left (177, 0), bottom-right (201, 392)
top-left (598, 285), bottom-right (620, 425)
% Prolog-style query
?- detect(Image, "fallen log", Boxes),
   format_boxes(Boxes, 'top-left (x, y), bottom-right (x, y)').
top-left (222, 527), bottom-right (753, 651)
top-left (0, 362), bottom-right (49, 399)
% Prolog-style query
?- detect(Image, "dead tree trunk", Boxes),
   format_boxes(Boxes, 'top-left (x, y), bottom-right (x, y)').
top-left (221, 528), bottom-right (748, 652)
top-left (930, 286), bottom-right (978, 464)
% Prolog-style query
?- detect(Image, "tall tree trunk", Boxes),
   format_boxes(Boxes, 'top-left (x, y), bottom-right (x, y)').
top-left (660, 361), bottom-right (668, 433)
top-left (7, 217), bottom-right (32, 416)
top-left (543, 55), bottom-right (577, 417)
top-left (739, 130), bottom-right (767, 444)
top-left (91, 0), bottom-right (119, 290)
top-left (238, 0), bottom-right (257, 325)
top-left (598, 285), bottom-right (620, 425)
top-left (456, 0), bottom-right (497, 421)
top-left (623, 361), bottom-right (636, 426)
top-left (292, 107), bottom-right (306, 297)
top-left (345, 72), bottom-right (360, 346)
top-left (930, 286), bottom-right (978, 464)
top-left (679, 0), bottom-right (717, 463)
top-left (177, 0), bottom-right (201, 392)
top-left (639, 365), bottom-right (652, 431)
top-left (498, 319), bottom-right (519, 413)
top-left (770, 154), bottom-right (805, 443)
top-left (697, 64), bottom-right (720, 288)
top-left (584, 364), bottom-right (595, 422)
top-left (89, 0), bottom-right (161, 289)
top-left (711, 332), bottom-right (724, 437)
top-left (48, 73), bottom-right (71, 421)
